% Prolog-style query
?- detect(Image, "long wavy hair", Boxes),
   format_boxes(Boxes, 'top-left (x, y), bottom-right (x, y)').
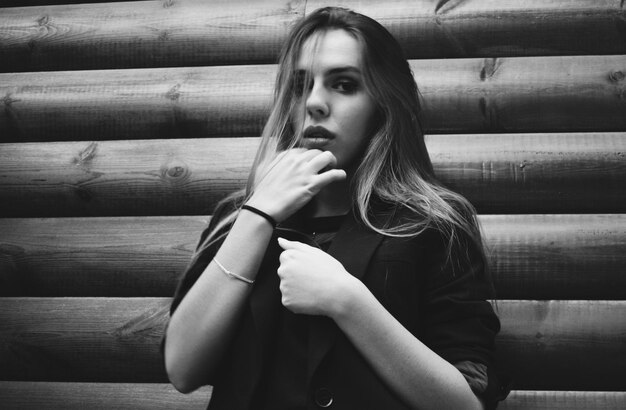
top-left (196, 7), bottom-right (486, 269)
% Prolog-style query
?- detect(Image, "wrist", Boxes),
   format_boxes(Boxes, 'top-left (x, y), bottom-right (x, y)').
top-left (243, 196), bottom-right (284, 223)
top-left (234, 206), bottom-right (275, 233)
top-left (328, 274), bottom-right (368, 322)
top-left (241, 204), bottom-right (277, 228)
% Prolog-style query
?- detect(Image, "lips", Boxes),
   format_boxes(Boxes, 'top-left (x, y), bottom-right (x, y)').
top-left (300, 126), bottom-right (335, 150)
top-left (303, 126), bottom-right (335, 141)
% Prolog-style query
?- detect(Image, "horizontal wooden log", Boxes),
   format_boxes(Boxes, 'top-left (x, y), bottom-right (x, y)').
top-left (0, 298), bottom-right (171, 383)
top-left (0, 384), bottom-right (625, 410)
top-left (0, 137), bottom-right (258, 217)
top-left (0, 298), bottom-right (624, 390)
top-left (1, 215), bottom-right (625, 299)
top-left (1, 0), bottom-right (625, 72)
top-left (426, 133), bottom-right (626, 213)
top-left (0, 382), bottom-right (211, 410)
top-left (499, 391), bottom-right (626, 410)
top-left (495, 300), bottom-right (626, 391)
top-left (0, 216), bottom-right (207, 297)
top-left (0, 133), bottom-right (624, 216)
top-left (0, 0), bottom-right (304, 72)
top-left (2, 1), bottom-right (136, 6)
top-left (2, 56), bottom-right (626, 142)
top-left (482, 215), bottom-right (626, 300)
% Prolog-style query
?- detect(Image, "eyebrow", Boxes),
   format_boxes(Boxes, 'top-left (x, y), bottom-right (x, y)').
top-left (294, 66), bottom-right (362, 76)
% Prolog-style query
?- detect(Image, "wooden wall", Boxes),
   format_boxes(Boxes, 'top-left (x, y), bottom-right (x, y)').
top-left (0, 0), bottom-right (625, 408)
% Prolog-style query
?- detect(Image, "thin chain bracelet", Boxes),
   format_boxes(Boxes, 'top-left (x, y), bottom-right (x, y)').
top-left (213, 257), bottom-right (254, 285)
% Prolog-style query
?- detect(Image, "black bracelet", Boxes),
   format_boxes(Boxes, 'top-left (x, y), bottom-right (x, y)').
top-left (241, 204), bottom-right (277, 228)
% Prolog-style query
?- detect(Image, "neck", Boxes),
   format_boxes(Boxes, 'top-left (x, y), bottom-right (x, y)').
top-left (307, 178), bottom-right (352, 217)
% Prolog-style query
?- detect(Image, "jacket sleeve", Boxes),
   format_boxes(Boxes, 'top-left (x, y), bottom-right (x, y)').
top-left (419, 230), bottom-right (510, 409)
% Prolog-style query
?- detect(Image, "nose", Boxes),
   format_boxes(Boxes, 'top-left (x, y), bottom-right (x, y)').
top-left (305, 83), bottom-right (329, 119)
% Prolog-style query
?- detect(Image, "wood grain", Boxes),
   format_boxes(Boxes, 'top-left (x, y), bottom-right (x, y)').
top-left (0, 384), bottom-right (625, 410)
top-left (0, 298), bottom-right (623, 390)
top-left (0, 137), bottom-right (258, 217)
top-left (0, 133), bottom-right (623, 216)
top-left (481, 214), bottom-right (626, 300)
top-left (1, 0), bottom-right (625, 71)
top-left (0, 382), bottom-right (211, 410)
top-left (495, 300), bottom-right (626, 391)
top-left (0, 0), bottom-right (305, 72)
top-left (3, 1), bottom-right (136, 6)
top-left (499, 391), bottom-right (626, 410)
top-left (2, 56), bottom-right (625, 142)
top-left (0, 216), bottom-right (208, 296)
top-left (1, 214), bottom-right (624, 299)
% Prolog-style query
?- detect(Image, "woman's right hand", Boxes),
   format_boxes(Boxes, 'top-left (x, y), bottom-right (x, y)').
top-left (246, 148), bottom-right (346, 223)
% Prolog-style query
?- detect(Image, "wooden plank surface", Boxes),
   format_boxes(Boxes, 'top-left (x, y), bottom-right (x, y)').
top-left (3, 1), bottom-right (137, 6)
top-left (0, 297), bottom-right (171, 383)
top-left (482, 215), bottom-right (626, 300)
top-left (1, 214), bottom-right (625, 299)
top-left (1, 0), bottom-right (625, 72)
top-left (499, 391), bottom-right (626, 410)
top-left (0, 133), bottom-right (623, 216)
top-left (0, 216), bottom-right (208, 297)
top-left (2, 56), bottom-right (626, 142)
top-left (0, 0), bottom-right (304, 72)
top-left (0, 384), bottom-right (625, 410)
top-left (495, 300), bottom-right (626, 391)
top-left (0, 137), bottom-right (258, 217)
top-left (0, 298), bottom-right (624, 389)
top-left (0, 382), bottom-right (211, 410)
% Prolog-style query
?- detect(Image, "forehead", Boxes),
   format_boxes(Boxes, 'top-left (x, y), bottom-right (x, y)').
top-left (296, 29), bottom-right (363, 71)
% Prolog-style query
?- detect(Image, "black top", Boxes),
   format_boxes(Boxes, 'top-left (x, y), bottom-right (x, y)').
top-left (167, 208), bottom-right (510, 409)
top-left (258, 215), bottom-right (344, 409)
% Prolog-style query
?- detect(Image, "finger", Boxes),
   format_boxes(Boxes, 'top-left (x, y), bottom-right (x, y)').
top-left (270, 149), bottom-right (294, 165)
top-left (312, 168), bottom-right (347, 188)
top-left (278, 248), bottom-right (296, 264)
top-left (277, 237), bottom-right (310, 251)
top-left (271, 148), bottom-right (308, 167)
top-left (297, 148), bottom-right (324, 163)
top-left (306, 150), bottom-right (337, 173)
top-left (276, 264), bottom-right (286, 278)
top-left (254, 150), bottom-right (292, 181)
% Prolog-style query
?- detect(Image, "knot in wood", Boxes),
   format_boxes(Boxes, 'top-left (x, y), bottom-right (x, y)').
top-left (37, 15), bottom-right (49, 27)
top-left (167, 166), bottom-right (185, 178)
top-left (161, 160), bottom-right (190, 185)
top-left (609, 70), bottom-right (624, 83)
top-left (165, 84), bottom-right (181, 101)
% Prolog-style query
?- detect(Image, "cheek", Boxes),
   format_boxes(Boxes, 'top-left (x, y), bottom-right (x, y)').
top-left (348, 99), bottom-right (378, 140)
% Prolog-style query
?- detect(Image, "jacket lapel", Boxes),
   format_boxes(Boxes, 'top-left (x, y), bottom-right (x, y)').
top-left (307, 210), bottom-right (384, 385)
top-left (248, 225), bottom-right (316, 359)
top-left (247, 218), bottom-right (318, 387)
top-left (246, 211), bottom-right (384, 394)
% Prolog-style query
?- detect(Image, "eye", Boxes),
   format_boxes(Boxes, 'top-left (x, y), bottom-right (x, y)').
top-left (333, 78), bottom-right (359, 94)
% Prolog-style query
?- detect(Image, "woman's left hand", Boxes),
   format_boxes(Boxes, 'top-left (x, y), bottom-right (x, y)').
top-left (277, 237), bottom-right (358, 317)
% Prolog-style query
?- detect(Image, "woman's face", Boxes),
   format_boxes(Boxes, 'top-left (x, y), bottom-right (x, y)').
top-left (291, 29), bottom-right (378, 170)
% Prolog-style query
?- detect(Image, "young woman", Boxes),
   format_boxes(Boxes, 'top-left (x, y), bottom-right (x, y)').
top-left (164, 7), bottom-right (508, 410)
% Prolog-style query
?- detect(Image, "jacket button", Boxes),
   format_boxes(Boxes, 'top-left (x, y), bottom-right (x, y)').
top-left (314, 387), bottom-right (333, 407)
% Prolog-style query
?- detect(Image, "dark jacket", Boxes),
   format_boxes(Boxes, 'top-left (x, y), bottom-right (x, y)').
top-left (169, 210), bottom-right (508, 409)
